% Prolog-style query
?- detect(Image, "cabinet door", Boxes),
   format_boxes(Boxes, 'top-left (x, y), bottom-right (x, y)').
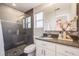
top-left (35, 39), bottom-right (56, 56)
top-left (45, 49), bottom-right (55, 56)
top-left (36, 46), bottom-right (44, 56)
top-left (56, 44), bottom-right (79, 56)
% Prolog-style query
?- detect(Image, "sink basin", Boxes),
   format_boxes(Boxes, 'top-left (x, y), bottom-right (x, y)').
top-left (40, 37), bottom-right (53, 40)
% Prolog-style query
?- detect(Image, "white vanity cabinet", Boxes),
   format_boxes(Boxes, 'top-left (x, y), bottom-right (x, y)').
top-left (36, 45), bottom-right (44, 56)
top-left (35, 39), bottom-right (79, 56)
top-left (44, 48), bottom-right (55, 56)
top-left (44, 41), bottom-right (56, 56)
top-left (56, 44), bottom-right (79, 56)
top-left (35, 39), bottom-right (56, 56)
top-left (35, 40), bottom-right (45, 56)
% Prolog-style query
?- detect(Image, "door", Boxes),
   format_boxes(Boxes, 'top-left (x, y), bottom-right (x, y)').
top-left (45, 48), bottom-right (55, 56)
top-left (36, 46), bottom-right (44, 56)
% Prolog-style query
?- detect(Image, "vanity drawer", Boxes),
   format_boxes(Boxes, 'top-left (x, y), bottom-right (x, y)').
top-left (35, 40), bottom-right (47, 46)
top-left (44, 41), bottom-right (55, 50)
top-left (35, 39), bottom-right (55, 50)
top-left (56, 44), bottom-right (79, 56)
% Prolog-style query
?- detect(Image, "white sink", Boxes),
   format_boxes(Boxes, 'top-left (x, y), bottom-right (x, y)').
top-left (40, 37), bottom-right (53, 40)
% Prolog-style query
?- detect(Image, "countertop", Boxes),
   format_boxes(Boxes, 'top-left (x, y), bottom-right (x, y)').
top-left (35, 37), bottom-right (79, 48)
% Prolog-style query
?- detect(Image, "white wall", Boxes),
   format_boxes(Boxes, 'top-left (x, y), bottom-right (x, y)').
top-left (0, 4), bottom-right (24, 22)
top-left (0, 20), bottom-right (5, 56)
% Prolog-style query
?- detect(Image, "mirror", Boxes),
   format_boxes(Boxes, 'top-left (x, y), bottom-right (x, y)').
top-left (43, 3), bottom-right (77, 31)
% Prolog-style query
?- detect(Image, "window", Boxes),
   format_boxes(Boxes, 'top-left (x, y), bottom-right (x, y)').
top-left (26, 16), bottom-right (31, 29)
top-left (35, 12), bottom-right (43, 28)
top-left (23, 19), bottom-right (26, 29)
top-left (27, 16), bottom-right (31, 28)
top-left (25, 18), bottom-right (28, 29)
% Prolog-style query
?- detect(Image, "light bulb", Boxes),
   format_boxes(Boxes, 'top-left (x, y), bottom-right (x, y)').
top-left (12, 3), bottom-right (16, 6)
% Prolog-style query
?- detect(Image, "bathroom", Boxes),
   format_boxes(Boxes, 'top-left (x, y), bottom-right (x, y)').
top-left (0, 3), bottom-right (79, 56)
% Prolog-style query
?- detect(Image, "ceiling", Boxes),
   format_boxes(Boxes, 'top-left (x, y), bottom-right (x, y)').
top-left (44, 3), bottom-right (71, 13)
top-left (4, 3), bottom-right (42, 12)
